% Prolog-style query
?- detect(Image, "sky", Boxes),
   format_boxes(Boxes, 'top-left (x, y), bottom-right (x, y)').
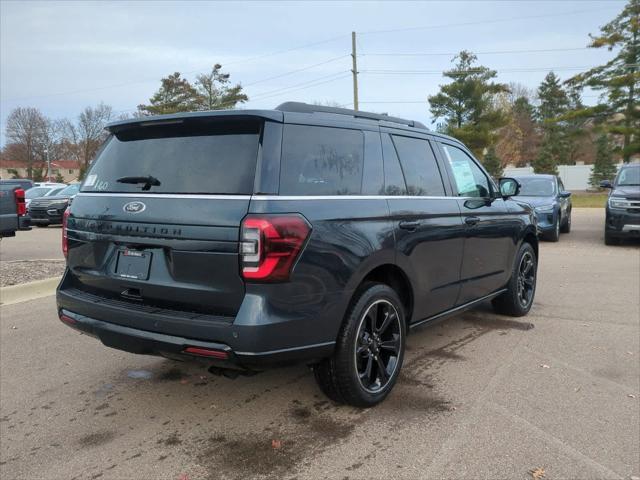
top-left (0, 0), bottom-right (625, 146)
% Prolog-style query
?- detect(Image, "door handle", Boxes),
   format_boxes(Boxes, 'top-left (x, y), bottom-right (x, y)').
top-left (399, 220), bottom-right (420, 231)
top-left (465, 216), bottom-right (480, 226)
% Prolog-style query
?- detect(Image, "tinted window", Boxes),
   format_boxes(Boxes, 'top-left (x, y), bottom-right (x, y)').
top-left (280, 125), bottom-right (363, 195)
top-left (442, 144), bottom-right (490, 197)
top-left (392, 135), bottom-right (445, 196)
top-left (381, 134), bottom-right (407, 195)
top-left (362, 130), bottom-right (384, 195)
top-left (82, 121), bottom-right (260, 194)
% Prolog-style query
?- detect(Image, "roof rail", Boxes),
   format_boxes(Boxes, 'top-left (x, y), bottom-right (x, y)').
top-left (275, 102), bottom-right (428, 130)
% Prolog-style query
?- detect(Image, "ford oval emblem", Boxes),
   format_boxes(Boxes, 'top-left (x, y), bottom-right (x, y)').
top-left (123, 201), bottom-right (146, 214)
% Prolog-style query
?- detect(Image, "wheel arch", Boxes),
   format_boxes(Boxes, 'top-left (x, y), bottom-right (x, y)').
top-left (351, 263), bottom-right (414, 326)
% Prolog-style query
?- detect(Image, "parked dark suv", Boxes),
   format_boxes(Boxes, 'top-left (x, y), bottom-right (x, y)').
top-left (601, 163), bottom-right (640, 245)
top-left (57, 103), bottom-right (538, 407)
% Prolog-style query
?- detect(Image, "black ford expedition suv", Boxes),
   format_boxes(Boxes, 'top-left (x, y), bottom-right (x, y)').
top-left (57, 102), bottom-right (538, 407)
top-left (601, 163), bottom-right (640, 245)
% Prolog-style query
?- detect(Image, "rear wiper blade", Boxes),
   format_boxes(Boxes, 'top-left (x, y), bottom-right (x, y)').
top-left (116, 175), bottom-right (161, 191)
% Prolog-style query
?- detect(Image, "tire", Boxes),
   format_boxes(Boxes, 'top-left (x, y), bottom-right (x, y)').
top-left (314, 283), bottom-right (406, 407)
top-left (604, 231), bottom-right (620, 246)
top-left (492, 242), bottom-right (537, 317)
top-left (544, 215), bottom-right (560, 242)
top-left (560, 209), bottom-right (571, 233)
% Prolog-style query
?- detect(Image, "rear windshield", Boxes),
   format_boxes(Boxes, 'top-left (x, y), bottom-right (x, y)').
top-left (82, 120), bottom-right (261, 194)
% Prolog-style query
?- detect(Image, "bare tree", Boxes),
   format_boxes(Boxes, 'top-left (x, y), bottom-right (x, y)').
top-left (62, 103), bottom-right (112, 175)
top-left (5, 107), bottom-right (47, 178)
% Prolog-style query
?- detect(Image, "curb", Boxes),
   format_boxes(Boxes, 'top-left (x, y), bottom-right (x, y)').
top-left (0, 277), bottom-right (60, 306)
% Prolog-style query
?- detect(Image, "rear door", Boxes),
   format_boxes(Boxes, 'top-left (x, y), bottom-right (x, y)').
top-left (437, 141), bottom-right (518, 304)
top-left (383, 130), bottom-right (465, 321)
top-left (66, 117), bottom-right (269, 318)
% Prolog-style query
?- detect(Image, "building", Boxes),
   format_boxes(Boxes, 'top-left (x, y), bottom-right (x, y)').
top-left (0, 159), bottom-right (81, 183)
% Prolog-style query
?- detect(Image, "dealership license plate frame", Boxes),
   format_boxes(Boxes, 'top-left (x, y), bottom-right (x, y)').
top-left (114, 249), bottom-right (152, 280)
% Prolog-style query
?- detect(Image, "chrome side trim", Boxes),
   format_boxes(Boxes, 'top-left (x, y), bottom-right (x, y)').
top-left (235, 340), bottom-right (336, 356)
top-left (622, 224), bottom-right (640, 232)
top-left (76, 192), bottom-right (476, 201)
top-left (409, 289), bottom-right (508, 329)
top-left (76, 193), bottom-right (252, 200)
top-left (251, 195), bottom-right (458, 201)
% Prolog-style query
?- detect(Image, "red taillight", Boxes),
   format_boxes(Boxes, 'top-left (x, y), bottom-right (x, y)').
top-left (14, 188), bottom-right (26, 216)
top-left (183, 346), bottom-right (229, 359)
top-left (59, 313), bottom-right (77, 326)
top-left (240, 214), bottom-right (311, 282)
top-left (62, 208), bottom-right (70, 258)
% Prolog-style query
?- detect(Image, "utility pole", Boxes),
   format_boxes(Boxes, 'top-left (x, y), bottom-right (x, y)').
top-left (351, 31), bottom-right (359, 111)
top-left (45, 148), bottom-right (50, 182)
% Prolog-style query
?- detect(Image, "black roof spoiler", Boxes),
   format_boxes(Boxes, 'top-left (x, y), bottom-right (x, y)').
top-left (275, 102), bottom-right (428, 130)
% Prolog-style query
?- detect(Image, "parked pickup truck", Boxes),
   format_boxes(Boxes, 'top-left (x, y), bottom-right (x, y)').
top-left (0, 183), bottom-right (31, 237)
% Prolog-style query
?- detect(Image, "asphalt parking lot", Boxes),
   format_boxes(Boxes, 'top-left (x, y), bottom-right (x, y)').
top-left (0, 208), bottom-right (638, 480)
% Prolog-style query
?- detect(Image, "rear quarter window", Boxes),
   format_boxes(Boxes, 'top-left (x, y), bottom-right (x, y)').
top-left (280, 124), bottom-right (364, 195)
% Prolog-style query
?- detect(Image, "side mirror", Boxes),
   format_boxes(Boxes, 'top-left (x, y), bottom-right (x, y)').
top-left (600, 180), bottom-right (613, 189)
top-left (499, 177), bottom-right (520, 198)
top-left (559, 191), bottom-right (572, 198)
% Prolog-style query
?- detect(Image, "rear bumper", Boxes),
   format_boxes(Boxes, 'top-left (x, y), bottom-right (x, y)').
top-left (56, 273), bottom-right (343, 369)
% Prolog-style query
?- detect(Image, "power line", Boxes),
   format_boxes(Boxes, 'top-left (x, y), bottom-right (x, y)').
top-left (360, 65), bottom-right (631, 75)
top-left (358, 7), bottom-right (620, 35)
top-left (361, 47), bottom-right (592, 57)
top-left (243, 55), bottom-right (349, 87)
top-left (2, 37), bottom-right (349, 103)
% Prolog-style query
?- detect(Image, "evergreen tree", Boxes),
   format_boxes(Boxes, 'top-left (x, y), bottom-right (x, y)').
top-left (482, 145), bottom-right (503, 178)
top-left (533, 140), bottom-right (560, 176)
top-left (567, 0), bottom-right (639, 162)
top-left (138, 72), bottom-right (200, 115)
top-left (589, 134), bottom-right (618, 188)
top-left (535, 72), bottom-right (573, 172)
top-left (195, 64), bottom-right (248, 110)
top-left (428, 51), bottom-right (509, 157)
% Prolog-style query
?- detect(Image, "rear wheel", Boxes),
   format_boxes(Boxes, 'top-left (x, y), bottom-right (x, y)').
top-left (314, 283), bottom-right (406, 407)
top-left (492, 242), bottom-right (537, 317)
top-left (560, 209), bottom-right (571, 233)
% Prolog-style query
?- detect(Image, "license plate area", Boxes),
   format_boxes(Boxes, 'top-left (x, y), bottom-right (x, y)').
top-left (115, 250), bottom-right (152, 280)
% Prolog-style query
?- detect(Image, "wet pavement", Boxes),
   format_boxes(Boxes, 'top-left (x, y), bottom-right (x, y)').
top-left (1, 208), bottom-right (638, 479)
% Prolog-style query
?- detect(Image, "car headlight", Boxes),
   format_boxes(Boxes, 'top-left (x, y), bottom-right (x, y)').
top-left (609, 197), bottom-right (630, 209)
top-left (535, 204), bottom-right (555, 213)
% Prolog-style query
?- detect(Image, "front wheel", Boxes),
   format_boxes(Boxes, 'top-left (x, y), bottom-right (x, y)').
top-left (492, 242), bottom-right (537, 317)
top-left (604, 231), bottom-right (620, 246)
top-left (314, 283), bottom-right (406, 407)
top-left (544, 215), bottom-right (560, 242)
top-left (560, 210), bottom-right (571, 233)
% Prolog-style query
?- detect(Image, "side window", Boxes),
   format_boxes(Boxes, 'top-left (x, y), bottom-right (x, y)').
top-left (442, 144), bottom-right (491, 198)
top-left (381, 134), bottom-right (407, 195)
top-left (392, 135), bottom-right (445, 196)
top-left (362, 130), bottom-right (384, 195)
top-left (280, 125), bottom-right (364, 195)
